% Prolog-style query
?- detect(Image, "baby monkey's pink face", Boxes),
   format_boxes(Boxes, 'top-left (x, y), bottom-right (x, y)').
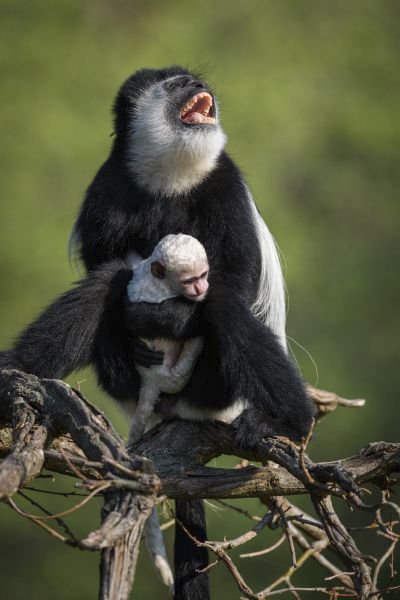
top-left (150, 237), bottom-right (210, 302)
top-left (177, 260), bottom-right (209, 301)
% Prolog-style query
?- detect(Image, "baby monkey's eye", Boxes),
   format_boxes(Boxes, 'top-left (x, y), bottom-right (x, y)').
top-left (200, 271), bottom-right (208, 279)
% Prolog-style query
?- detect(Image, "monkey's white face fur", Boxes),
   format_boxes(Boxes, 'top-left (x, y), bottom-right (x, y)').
top-left (127, 233), bottom-right (209, 304)
top-left (127, 77), bottom-right (227, 197)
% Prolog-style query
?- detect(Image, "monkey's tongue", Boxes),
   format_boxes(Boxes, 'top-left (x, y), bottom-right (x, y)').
top-left (184, 112), bottom-right (208, 123)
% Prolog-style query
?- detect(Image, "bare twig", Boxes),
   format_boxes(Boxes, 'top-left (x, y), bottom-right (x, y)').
top-left (11, 482), bottom-right (110, 520)
top-left (216, 498), bottom-right (262, 522)
top-left (240, 534), bottom-right (286, 558)
top-left (173, 510), bottom-right (258, 598)
top-left (18, 490), bottom-right (79, 543)
top-left (271, 496), bottom-right (297, 567)
top-left (372, 540), bottom-right (398, 590)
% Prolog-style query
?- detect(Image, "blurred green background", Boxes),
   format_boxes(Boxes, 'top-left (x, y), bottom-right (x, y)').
top-left (0, 0), bottom-right (399, 598)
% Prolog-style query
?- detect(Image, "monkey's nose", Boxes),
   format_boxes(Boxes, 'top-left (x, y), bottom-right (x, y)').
top-left (194, 280), bottom-right (209, 296)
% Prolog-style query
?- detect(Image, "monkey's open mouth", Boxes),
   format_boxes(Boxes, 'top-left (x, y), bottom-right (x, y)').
top-left (180, 92), bottom-right (215, 124)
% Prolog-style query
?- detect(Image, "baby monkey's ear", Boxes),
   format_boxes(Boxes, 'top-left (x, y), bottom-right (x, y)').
top-left (151, 261), bottom-right (166, 279)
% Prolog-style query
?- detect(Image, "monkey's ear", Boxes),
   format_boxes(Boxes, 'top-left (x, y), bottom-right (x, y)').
top-left (151, 261), bottom-right (166, 279)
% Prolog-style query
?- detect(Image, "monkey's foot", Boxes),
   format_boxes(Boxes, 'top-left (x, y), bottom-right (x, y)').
top-left (154, 394), bottom-right (180, 418)
top-left (233, 408), bottom-right (302, 449)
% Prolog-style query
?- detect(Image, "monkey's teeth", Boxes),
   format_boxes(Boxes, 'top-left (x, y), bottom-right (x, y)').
top-left (180, 92), bottom-right (215, 124)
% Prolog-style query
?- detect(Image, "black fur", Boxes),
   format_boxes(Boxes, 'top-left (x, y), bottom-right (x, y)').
top-left (0, 260), bottom-right (131, 379)
top-left (1, 67), bottom-right (315, 599)
top-left (174, 500), bottom-right (209, 600)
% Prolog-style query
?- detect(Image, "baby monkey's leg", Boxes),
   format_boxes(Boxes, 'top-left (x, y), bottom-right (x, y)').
top-left (171, 337), bottom-right (204, 378)
top-left (127, 383), bottom-right (159, 446)
top-left (155, 338), bottom-right (204, 395)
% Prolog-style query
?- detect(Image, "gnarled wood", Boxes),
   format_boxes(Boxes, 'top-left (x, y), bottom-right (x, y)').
top-left (0, 369), bottom-right (159, 600)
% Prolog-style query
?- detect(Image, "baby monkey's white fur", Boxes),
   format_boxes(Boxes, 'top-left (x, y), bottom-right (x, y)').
top-left (126, 234), bottom-right (208, 590)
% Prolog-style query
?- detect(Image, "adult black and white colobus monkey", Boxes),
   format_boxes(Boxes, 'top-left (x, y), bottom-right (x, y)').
top-left (1, 66), bottom-right (314, 599)
top-left (0, 231), bottom-right (311, 597)
top-left (67, 65), bottom-right (314, 599)
top-left (71, 65), bottom-right (300, 424)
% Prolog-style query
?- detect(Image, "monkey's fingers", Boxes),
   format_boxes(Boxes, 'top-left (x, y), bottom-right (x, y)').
top-left (133, 339), bottom-right (164, 367)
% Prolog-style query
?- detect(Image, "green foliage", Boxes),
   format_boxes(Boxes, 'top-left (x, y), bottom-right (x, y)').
top-left (0, 0), bottom-right (398, 597)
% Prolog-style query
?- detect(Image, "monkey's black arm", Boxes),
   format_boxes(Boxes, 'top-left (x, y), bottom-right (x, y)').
top-left (124, 296), bottom-right (202, 340)
top-left (199, 285), bottom-right (315, 443)
top-left (0, 260), bottom-right (134, 382)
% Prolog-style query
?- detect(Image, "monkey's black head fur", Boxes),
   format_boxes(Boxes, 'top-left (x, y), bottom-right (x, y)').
top-left (113, 66), bottom-right (186, 135)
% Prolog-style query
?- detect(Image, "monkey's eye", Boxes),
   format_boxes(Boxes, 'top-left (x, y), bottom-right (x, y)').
top-left (182, 277), bottom-right (197, 285)
top-left (200, 271), bottom-right (208, 279)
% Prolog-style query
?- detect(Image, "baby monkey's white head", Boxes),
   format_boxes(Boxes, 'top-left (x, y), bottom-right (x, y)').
top-left (151, 233), bottom-right (209, 302)
top-left (127, 234), bottom-right (209, 305)
top-left (151, 234), bottom-right (209, 302)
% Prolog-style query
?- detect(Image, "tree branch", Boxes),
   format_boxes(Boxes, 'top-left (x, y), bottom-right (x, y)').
top-left (0, 369), bottom-right (158, 600)
top-left (2, 420), bottom-right (398, 499)
top-left (1, 369), bottom-right (399, 598)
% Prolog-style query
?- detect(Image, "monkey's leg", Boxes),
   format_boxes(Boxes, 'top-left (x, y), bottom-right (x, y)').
top-left (158, 337), bottom-right (204, 395)
top-left (127, 383), bottom-right (158, 446)
top-left (171, 337), bottom-right (204, 378)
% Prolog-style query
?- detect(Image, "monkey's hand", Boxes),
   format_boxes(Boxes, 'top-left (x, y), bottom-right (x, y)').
top-left (133, 338), bottom-right (164, 368)
top-left (155, 394), bottom-right (180, 418)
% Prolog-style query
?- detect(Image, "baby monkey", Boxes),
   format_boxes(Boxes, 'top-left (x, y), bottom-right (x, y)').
top-left (124, 234), bottom-right (209, 589)
top-left (126, 233), bottom-right (209, 445)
